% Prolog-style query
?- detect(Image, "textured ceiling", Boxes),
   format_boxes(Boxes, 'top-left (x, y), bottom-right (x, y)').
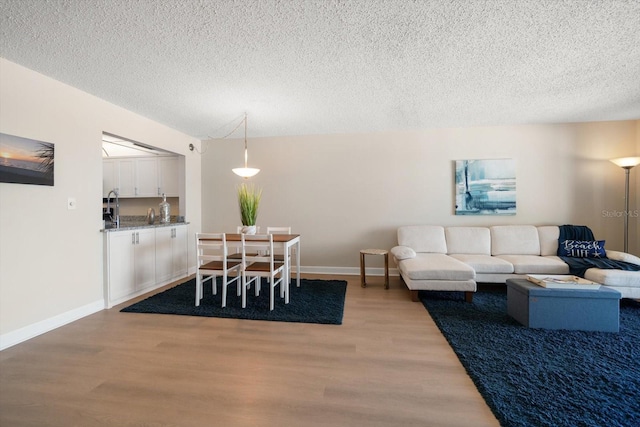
top-left (1, 0), bottom-right (639, 139)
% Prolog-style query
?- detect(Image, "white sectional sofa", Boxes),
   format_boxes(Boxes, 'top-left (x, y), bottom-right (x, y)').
top-left (391, 225), bottom-right (640, 302)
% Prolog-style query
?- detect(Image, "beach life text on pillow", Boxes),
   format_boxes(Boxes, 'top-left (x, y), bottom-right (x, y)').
top-left (558, 240), bottom-right (606, 258)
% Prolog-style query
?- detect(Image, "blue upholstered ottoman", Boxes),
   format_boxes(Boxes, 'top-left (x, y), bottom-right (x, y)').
top-left (506, 279), bottom-right (621, 332)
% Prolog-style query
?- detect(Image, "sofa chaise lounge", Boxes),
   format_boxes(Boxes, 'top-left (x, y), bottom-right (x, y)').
top-left (391, 225), bottom-right (640, 302)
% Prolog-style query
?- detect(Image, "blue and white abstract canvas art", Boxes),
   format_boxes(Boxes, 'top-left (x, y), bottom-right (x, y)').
top-left (455, 159), bottom-right (515, 215)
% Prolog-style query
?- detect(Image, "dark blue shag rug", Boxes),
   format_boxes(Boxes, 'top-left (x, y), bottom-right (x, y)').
top-left (122, 278), bottom-right (346, 325)
top-left (421, 290), bottom-right (640, 427)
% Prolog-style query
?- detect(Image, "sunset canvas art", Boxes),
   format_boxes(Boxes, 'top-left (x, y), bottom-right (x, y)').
top-left (0, 133), bottom-right (55, 186)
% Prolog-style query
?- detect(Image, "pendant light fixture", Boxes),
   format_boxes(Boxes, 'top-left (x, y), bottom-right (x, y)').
top-left (232, 113), bottom-right (260, 178)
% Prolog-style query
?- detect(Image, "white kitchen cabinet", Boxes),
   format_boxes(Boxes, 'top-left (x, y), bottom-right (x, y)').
top-left (155, 227), bottom-right (173, 284)
top-left (104, 224), bottom-right (189, 308)
top-left (172, 225), bottom-right (188, 277)
top-left (134, 228), bottom-right (157, 290)
top-left (104, 228), bottom-right (156, 308)
top-left (103, 158), bottom-right (135, 198)
top-left (103, 159), bottom-right (118, 197)
top-left (155, 224), bottom-right (188, 284)
top-left (104, 230), bottom-right (136, 302)
top-left (158, 157), bottom-right (180, 197)
top-left (135, 157), bottom-right (159, 197)
top-left (102, 156), bottom-right (180, 198)
top-left (117, 159), bottom-right (136, 197)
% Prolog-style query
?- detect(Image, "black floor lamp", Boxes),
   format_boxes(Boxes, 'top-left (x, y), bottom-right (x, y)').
top-left (610, 156), bottom-right (640, 253)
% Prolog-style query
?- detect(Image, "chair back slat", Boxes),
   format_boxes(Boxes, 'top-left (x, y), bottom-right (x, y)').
top-left (266, 226), bottom-right (291, 235)
top-left (241, 234), bottom-right (274, 266)
top-left (196, 232), bottom-right (231, 267)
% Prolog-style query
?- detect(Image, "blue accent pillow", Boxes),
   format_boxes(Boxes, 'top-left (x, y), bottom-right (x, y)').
top-left (558, 240), bottom-right (606, 258)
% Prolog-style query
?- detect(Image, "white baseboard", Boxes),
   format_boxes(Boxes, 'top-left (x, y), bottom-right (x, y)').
top-left (188, 264), bottom-right (398, 277)
top-left (299, 266), bottom-right (399, 276)
top-left (0, 299), bottom-right (104, 351)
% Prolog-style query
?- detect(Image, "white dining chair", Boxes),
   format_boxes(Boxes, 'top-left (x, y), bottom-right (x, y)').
top-left (266, 226), bottom-right (293, 280)
top-left (195, 233), bottom-right (242, 308)
top-left (241, 233), bottom-right (287, 310)
top-left (228, 226), bottom-right (263, 259)
top-left (266, 226), bottom-right (291, 235)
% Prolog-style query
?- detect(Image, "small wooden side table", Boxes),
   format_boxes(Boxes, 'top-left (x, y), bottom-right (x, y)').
top-left (360, 249), bottom-right (389, 289)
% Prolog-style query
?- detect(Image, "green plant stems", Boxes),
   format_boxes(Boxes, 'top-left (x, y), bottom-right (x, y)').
top-left (237, 183), bottom-right (262, 226)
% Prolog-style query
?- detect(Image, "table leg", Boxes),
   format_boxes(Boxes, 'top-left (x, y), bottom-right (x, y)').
top-left (384, 253), bottom-right (389, 289)
top-left (284, 270), bottom-right (290, 304)
top-left (296, 240), bottom-right (301, 287)
top-left (282, 243), bottom-right (289, 299)
top-left (360, 252), bottom-right (366, 287)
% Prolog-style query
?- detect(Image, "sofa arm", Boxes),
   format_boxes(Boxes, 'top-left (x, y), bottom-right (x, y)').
top-left (606, 250), bottom-right (640, 266)
top-left (391, 246), bottom-right (416, 260)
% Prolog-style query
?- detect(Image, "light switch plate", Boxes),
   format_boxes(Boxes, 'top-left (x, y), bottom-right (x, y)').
top-left (67, 197), bottom-right (77, 210)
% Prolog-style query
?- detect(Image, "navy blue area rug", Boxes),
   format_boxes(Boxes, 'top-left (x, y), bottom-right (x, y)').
top-left (121, 278), bottom-right (346, 325)
top-left (421, 290), bottom-right (640, 427)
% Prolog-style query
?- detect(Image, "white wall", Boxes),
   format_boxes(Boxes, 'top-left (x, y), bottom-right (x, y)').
top-left (0, 58), bottom-right (202, 344)
top-left (574, 122), bottom-right (639, 251)
top-left (202, 120), bottom-right (639, 272)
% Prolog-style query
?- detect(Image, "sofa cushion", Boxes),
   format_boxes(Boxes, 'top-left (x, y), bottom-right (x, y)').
top-left (491, 225), bottom-right (540, 255)
top-left (585, 268), bottom-right (640, 287)
top-left (390, 245), bottom-right (416, 260)
top-left (606, 250), bottom-right (640, 266)
top-left (445, 227), bottom-right (491, 255)
top-left (397, 226), bottom-right (447, 254)
top-left (398, 253), bottom-right (475, 280)
top-left (537, 226), bottom-right (559, 256)
top-left (558, 240), bottom-right (606, 258)
top-left (496, 255), bottom-right (569, 274)
top-left (450, 254), bottom-right (514, 273)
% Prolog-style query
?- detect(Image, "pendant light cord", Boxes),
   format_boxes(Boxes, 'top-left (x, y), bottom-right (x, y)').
top-left (219, 113), bottom-right (247, 140)
top-left (193, 113), bottom-right (247, 154)
top-left (196, 112), bottom-right (259, 178)
top-left (243, 113), bottom-right (248, 168)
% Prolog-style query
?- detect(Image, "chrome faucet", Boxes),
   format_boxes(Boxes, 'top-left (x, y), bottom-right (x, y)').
top-left (106, 189), bottom-right (120, 228)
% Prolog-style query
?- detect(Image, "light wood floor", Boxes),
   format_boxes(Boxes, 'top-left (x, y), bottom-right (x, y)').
top-left (0, 274), bottom-right (499, 427)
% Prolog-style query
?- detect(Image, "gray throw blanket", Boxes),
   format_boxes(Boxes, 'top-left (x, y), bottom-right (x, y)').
top-left (558, 225), bottom-right (640, 277)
